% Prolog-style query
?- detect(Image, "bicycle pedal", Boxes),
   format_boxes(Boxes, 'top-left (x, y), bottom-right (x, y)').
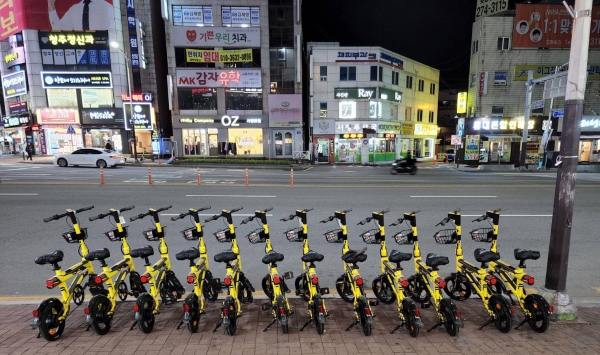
top-left (261, 303), bottom-right (272, 311)
top-left (283, 271), bottom-right (294, 280)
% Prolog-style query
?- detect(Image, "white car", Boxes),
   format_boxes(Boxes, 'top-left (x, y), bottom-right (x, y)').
top-left (54, 148), bottom-right (124, 168)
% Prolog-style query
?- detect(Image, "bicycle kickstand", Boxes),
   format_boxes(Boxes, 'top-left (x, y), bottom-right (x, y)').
top-left (263, 318), bottom-right (277, 332)
top-left (176, 318), bottom-right (184, 330)
top-left (426, 320), bottom-right (442, 332)
top-left (478, 317), bottom-right (494, 330)
top-left (345, 319), bottom-right (359, 332)
top-left (390, 321), bottom-right (405, 334)
top-left (212, 321), bottom-right (222, 333)
top-left (129, 320), bottom-right (138, 331)
top-left (299, 318), bottom-right (312, 331)
top-left (514, 317), bottom-right (529, 330)
top-left (36, 331), bottom-right (41, 339)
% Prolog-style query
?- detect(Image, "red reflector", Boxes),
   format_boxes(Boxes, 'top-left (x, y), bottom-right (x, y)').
top-left (364, 308), bottom-right (371, 316)
top-left (414, 310), bottom-right (421, 318)
top-left (485, 275), bottom-right (497, 285)
top-left (273, 277), bottom-right (281, 285)
top-left (224, 276), bottom-right (232, 286)
top-left (311, 276), bottom-right (319, 285)
top-left (523, 275), bottom-right (535, 285)
top-left (439, 281), bottom-right (446, 288)
top-left (94, 276), bottom-right (103, 284)
top-left (548, 305), bottom-right (554, 313)
top-left (279, 307), bottom-right (286, 315)
top-left (45, 277), bottom-right (59, 289)
top-left (510, 306), bottom-right (516, 314)
top-left (355, 277), bottom-right (363, 286)
top-left (223, 308), bottom-right (229, 316)
top-left (187, 273), bottom-right (196, 284)
top-left (318, 305), bottom-right (324, 313)
top-left (456, 311), bottom-right (461, 318)
top-left (32, 310), bottom-right (39, 317)
top-left (435, 277), bottom-right (446, 289)
top-left (133, 304), bottom-right (139, 312)
top-left (84, 308), bottom-right (90, 315)
top-left (399, 277), bottom-right (409, 288)
top-left (184, 304), bottom-right (190, 313)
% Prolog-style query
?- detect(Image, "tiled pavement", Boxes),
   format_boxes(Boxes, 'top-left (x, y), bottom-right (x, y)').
top-left (0, 298), bottom-right (599, 355)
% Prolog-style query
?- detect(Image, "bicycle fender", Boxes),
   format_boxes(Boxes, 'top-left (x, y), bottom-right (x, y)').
top-left (401, 297), bottom-right (417, 312)
top-left (37, 298), bottom-right (63, 314)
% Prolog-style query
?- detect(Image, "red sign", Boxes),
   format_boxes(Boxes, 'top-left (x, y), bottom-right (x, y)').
top-left (121, 93), bottom-right (153, 102)
top-left (479, 72), bottom-right (487, 96)
top-left (513, 4), bottom-right (600, 49)
top-left (37, 108), bottom-right (78, 124)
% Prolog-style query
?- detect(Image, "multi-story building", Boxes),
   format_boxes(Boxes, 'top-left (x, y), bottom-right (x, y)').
top-left (307, 43), bottom-right (439, 164)
top-left (466, 1), bottom-right (600, 165)
top-left (166, 0), bottom-right (304, 159)
top-left (0, 0), bottom-right (158, 157)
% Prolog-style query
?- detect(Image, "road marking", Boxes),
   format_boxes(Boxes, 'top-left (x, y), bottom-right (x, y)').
top-left (463, 214), bottom-right (551, 217)
top-left (186, 195), bottom-right (276, 198)
top-left (0, 193), bottom-right (38, 196)
top-left (0, 173), bottom-right (52, 176)
top-left (362, 179), bottom-right (426, 182)
top-left (410, 196), bottom-right (497, 198)
top-left (161, 213), bottom-right (272, 217)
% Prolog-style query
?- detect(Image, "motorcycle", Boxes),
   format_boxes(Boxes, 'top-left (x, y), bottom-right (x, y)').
top-left (390, 158), bottom-right (417, 175)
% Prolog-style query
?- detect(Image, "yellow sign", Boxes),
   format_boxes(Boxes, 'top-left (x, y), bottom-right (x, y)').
top-left (48, 33), bottom-right (95, 46)
top-left (186, 49), bottom-right (253, 63)
top-left (414, 124), bottom-right (437, 136)
top-left (457, 92), bottom-right (467, 113)
top-left (4, 52), bottom-right (18, 64)
top-left (401, 122), bottom-right (414, 135)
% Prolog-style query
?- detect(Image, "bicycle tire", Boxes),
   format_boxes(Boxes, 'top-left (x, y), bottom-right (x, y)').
top-left (488, 294), bottom-right (512, 333)
top-left (136, 293), bottom-right (155, 334)
top-left (277, 295), bottom-right (290, 334)
top-left (89, 295), bottom-right (112, 335)
top-left (336, 274), bottom-right (354, 303)
top-left (262, 274), bottom-right (274, 300)
top-left (372, 275), bottom-right (396, 304)
top-left (358, 298), bottom-right (372, 336)
top-left (439, 299), bottom-right (460, 336)
top-left (117, 281), bottom-right (128, 301)
top-left (38, 300), bottom-right (65, 341)
top-left (525, 294), bottom-right (550, 333)
top-left (313, 295), bottom-right (325, 335)
top-left (407, 275), bottom-right (429, 305)
top-left (443, 273), bottom-right (472, 301)
top-left (185, 293), bottom-right (200, 333)
top-left (401, 298), bottom-right (420, 338)
top-left (203, 272), bottom-right (220, 302)
top-left (295, 274), bottom-right (310, 302)
top-left (222, 297), bottom-right (237, 336)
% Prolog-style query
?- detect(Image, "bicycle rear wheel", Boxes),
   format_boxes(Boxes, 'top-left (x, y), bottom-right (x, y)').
top-left (136, 293), bottom-right (155, 333)
top-left (313, 295), bottom-right (325, 335)
top-left (443, 273), bottom-right (472, 301)
top-left (89, 295), bottom-right (112, 335)
top-left (358, 297), bottom-right (372, 336)
top-left (439, 299), bottom-right (460, 336)
top-left (336, 274), bottom-right (354, 303)
top-left (38, 300), bottom-right (65, 341)
top-left (488, 294), bottom-right (512, 333)
top-left (372, 275), bottom-right (396, 304)
top-left (401, 298), bottom-right (420, 338)
top-left (203, 272), bottom-right (220, 302)
top-left (184, 293), bottom-right (200, 333)
top-left (525, 294), bottom-right (550, 333)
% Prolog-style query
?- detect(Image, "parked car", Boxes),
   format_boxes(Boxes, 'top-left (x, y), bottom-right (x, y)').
top-left (446, 149), bottom-right (456, 163)
top-left (54, 148), bottom-right (124, 168)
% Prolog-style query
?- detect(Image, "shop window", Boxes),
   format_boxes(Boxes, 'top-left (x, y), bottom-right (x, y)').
top-left (418, 79), bottom-right (424, 92)
top-left (275, 132), bottom-right (283, 156)
top-left (284, 132), bottom-right (293, 155)
top-left (172, 5), bottom-right (214, 26)
top-left (497, 37), bottom-right (510, 50)
top-left (417, 109), bottom-right (423, 122)
top-left (47, 89), bottom-right (78, 107)
top-left (178, 88), bottom-right (217, 110)
top-left (227, 128), bottom-right (262, 155)
top-left (340, 67), bottom-right (348, 81)
top-left (430, 83), bottom-right (436, 95)
top-left (320, 66), bottom-right (327, 81)
top-left (84, 129), bottom-right (122, 152)
top-left (406, 75), bottom-right (413, 89)
top-left (269, 48), bottom-right (294, 68)
top-left (81, 89), bottom-right (114, 108)
top-left (428, 111), bottom-right (435, 123)
top-left (370, 66), bottom-right (378, 81)
top-left (320, 102), bottom-right (327, 118)
top-left (491, 106), bottom-right (504, 117)
top-left (392, 72), bottom-right (399, 85)
top-left (182, 129), bottom-right (208, 156)
top-left (225, 89), bottom-right (262, 110)
top-left (221, 6), bottom-right (260, 27)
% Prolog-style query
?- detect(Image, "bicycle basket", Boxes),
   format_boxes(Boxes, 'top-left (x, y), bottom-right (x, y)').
top-left (142, 227), bottom-right (166, 241)
top-left (433, 229), bottom-right (458, 244)
top-left (393, 230), bottom-right (413, 245)
top-left (470, 228), bottom-right (494, 243)
top-left (324, 229), bottom-right (344, 243)
top-left (360, 229), bottom-right (381, 244)
top-left (104, 226), bottom-right (129, 241)
top-left (62, 228), bottom-right (88, 243)
top-left (181, 227), bottom-right (201, 241)
top-left (214, 229), bottom-right (233, 243)
top-left (247, 228), bottom-right (266, 244)
top-left (284, 227), bottom-right (304, 242)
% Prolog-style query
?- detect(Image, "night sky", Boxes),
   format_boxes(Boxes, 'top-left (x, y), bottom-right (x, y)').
top-left (302, 0), bottom-right (479, 92)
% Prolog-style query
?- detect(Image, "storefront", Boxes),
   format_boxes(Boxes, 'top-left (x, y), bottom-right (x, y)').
top-left (1, 115), bottom-right (34, 154)
top-left (80, 108), bottom-right (126, 152)
top-left (558, 115), bottom-right (600, 163)
top-left (333, 121), bottom-right (401, 164)
top-left (413, 123), bottom-right (438, 160)
top-left (36, 108), bottom-right (82, 155)
top-left (268, 94), bottom-right (303, 158)
top-left (124, 102), bottom-right (155, 154)
top-left (312, 119), bottom-right (336, 163)
top-left (173, 115), bottom-right (269, 157)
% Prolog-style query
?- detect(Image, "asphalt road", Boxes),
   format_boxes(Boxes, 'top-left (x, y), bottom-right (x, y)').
top-left (1, 164), bottom-right (599, 303)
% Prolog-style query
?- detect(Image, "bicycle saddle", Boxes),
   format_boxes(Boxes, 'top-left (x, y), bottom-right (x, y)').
top-left (262, 251), bottom-right (284, 264)
top-left (214, 251), bottom-right (238, 263)
top-left (474, 248), bottom-right (500, 263)
top-left (130, 245), bottom-right (154, 259)
top-left (514, 249), bottom-right (540, 261)
top-left (84, 248), bottom-right (111, 262)
top-left (425, 253), bottom-right (449, 268)
top-left (176, 247), bottom-right (200, 261)
top-left (35, 250), bottom-right (64, 265)
top-left (389, 249), bottom-right (412, 263)
top-left (342, 248), bottom-right (368, 264)
top-left (301, 250), bottom-right (324, 263)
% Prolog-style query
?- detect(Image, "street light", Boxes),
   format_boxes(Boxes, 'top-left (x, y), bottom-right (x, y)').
top-left (111, 41), bottom-right (138, 163)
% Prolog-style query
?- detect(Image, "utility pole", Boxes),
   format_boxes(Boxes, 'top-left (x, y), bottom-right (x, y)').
top-left (519, 70), bottom-right (534, 170)
top-left (543, 0), bottom-right (592, 319)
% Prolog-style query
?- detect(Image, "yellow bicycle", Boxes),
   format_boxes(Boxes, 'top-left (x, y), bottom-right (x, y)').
top-left (242, 207), bottom-right (294, 333)
top-left (281, 208), bottom-right (329, 334)
top-left (171, 206), bottom-right (222, 333)
top-left (471, 209), bottom-right (553, 332)
top-left (358, 209), bottom-right (422, 337)
top-left (31, 206), bottom-right (98, 341)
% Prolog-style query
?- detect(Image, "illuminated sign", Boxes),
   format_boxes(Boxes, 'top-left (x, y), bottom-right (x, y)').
top-left (121, 93), bottom-right (153, 102)
top-left (334, 87), bottom-right (376, 99)
top-left (473, 119), bottom-right (534, 130)
top-left (9, 102), bottom-right (28, 115)
top-left (186, 49), bottom-right (253, 63)
top-left (38, 31), bottom-right (109, 48)
top-left (457, 92), bottom-right (467, 113)
top-left (176, 69), bottom-right (261, 88)
top-left (177, 116), bottom-right (263, 126)
top-left (2, 70), bottom-right (27, 98)
top-left (342, 133), bottom-right (365, 138)
top-left (37, 108), bottom-right (79, 124)
top-left (4, 52), bottom-right (18, 63)
top-left (336, 122), bottom-right (378, 134)
top-left (41, 72), bottom-right (112, 89)
top-left (379, 88), bottom-right (402, 102)
top-left (124, 103), bottom-right (153, 131)
top-left (380, 52), bottom-right (404, 68)
top-left (336, 51), bottom-right (377, 60)
top-left (414, 124), bottom-right (438, 136)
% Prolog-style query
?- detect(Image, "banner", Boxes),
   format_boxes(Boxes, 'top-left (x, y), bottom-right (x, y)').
top-left (172, 27), bottom-right (260, 47)
top-left (268, 94), bottom-right (302, 128)
top-left (457, 92), bottom-right (467, 113)
top-left (186, 49), bottom-right (252, 63)
top-left (513, 4), bottom-right (600, 48)
top-left (476, 0), bottom-right (509, 19)
top-left (465, 135), bottom-right (480, 160)
top-left (176, 69), bottom-right (261, 88)
top-left (2, 71), bottom-right (27, 98)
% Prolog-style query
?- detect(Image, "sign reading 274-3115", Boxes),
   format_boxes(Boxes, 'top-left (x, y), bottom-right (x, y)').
top-left (476, 0), bottom-right (508, 18)
top-left (41, 72), bottom-right (113, 89)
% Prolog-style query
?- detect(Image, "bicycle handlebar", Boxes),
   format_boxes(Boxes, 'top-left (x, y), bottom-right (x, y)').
top-left (240, 217), bottom-right (253, 224)
top-left (436, 217), bottom-right (450, 227)
top-left (379, 208), bottom-right (390, 214)
top-left (130, 213), bottom-right (146, 222)
top-left (197, 206), bottom-right (211, 212)
top-left (204, 215), bottom-right (220, 223)
top-left (319, 216), bottom-right (335, 223)
top-left (89, 212), bottom-right (109, 221)
top-left (263, 207), bottom-right (273, 212)
top-left (411, 210), bottom-right (421, 214)
top-left (155, 205), bottom-right (172, 213)
top-left (280, 214), bottom-right (295, 222)
top-left (230, 207), bottom-right (243, 213)
top-left (171, 213), bottom-right (188, 221)
top-left (44, 206), bottom-right (94, 222)
top-left (357, 217), bottom-right (371, 225)
top-left (302, 208), bottom-right (313, 212)
top-left (452, 208), bottom-right (461, 213)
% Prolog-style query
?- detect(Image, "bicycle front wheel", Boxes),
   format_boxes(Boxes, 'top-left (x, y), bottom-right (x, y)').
top-left (358, 297), bottom-right (373, 336)
top-left (335, 275), bottom-right (354, 303)
top-left (439, 299), bottom-right (460, 336)
top-left (372, 275), bottom-right (396, 304)
top-left (89, 295), bottom-right (113, 335)
top-left (488, 294), bottom-right (512, 333)
top-left (38, 300), bottom-right (65, 341)
top-left (401, 298), bottom-right (420, 338)
top-left (525, 294), bottom-right (550, 333)
top-left (135, 293), bottom-right (155, 334)
top-left (222, 297), bottom-right (237, 336)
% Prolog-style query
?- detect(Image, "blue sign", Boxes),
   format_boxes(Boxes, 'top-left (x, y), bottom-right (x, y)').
top-left (67, 125), bottom-right (76, 134)
top-left (88, 50), bottom-right (98, 65)
top-left (129, 35), bottom-right (138, 50)
top-left (99, 49), bottom-right (110, 65)
top-left (553, 110), bottom-right (564, 118)
top-left (380, 52), bottom-right (403, 67)
top-left (131, 52), bottom-right (140, 68)
top-left (494, 71), bottom-right (507, 84)
top-left (76, 49), bottom-right (87, 65)
top-left (126, 0), bottom-right (135, 12)
top-left (128, 14), bottom-right (136, 28)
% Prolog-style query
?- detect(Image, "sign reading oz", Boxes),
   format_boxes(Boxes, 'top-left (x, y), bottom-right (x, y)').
top-left (221, 115), bottom-right (239, 126)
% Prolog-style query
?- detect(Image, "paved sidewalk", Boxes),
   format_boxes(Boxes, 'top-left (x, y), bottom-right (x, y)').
top-left (0, 298), bottom-right (598, 355)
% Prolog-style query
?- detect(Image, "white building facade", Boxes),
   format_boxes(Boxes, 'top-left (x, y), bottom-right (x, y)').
top-left (308, 43), bottom-right (440, 164)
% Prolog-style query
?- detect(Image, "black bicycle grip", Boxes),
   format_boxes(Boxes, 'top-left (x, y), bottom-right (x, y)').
top-left (171, 213), bottom-right (187, 221)
top-left (263, 207), bottom-right (273, 212)
top-left (380, 208), bottom-right (390, 214)
top-left (436, 218), bottom-right (447, 227)
top-left (89, 212), bottom-right (109, 221)
top-left (130, 213), bottom-right (146, 221)
top-left (156, 205), bottom-right (172, 212)
top-left (319, 216), bottom-right (334, 223)
top-left (76, 206), bottom-right (94, 213)
top-left (198, 206), bottom-right (211, 212)
top-left (472, 215), bottom-right (486, 222)
top-left (120, 205), bottom-right (135, 212)
top-left (303, 208), bottom-right (313, 212)
top-left (204, 215), bottom-right (220, 223)
top-left (453, 208), bottom-right (461, 213)
top-left (494, 208), bottom-right (502, 212)
top-left (342, 209), bottom-right (352, 213)
top-left (230, 207), bottom-right (243, 213)
top-left (280, 214), bottom-right (294, 222)
top-left (43, 215), bottom-right (59, 222)
top-left (240, 217), bottom-right (252, 224)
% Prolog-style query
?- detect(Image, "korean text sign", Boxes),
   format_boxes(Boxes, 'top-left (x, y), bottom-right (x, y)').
top-left (186, 49), bottom-right (252, 63)
top-left (176, 69), bottom-right (261, 88)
